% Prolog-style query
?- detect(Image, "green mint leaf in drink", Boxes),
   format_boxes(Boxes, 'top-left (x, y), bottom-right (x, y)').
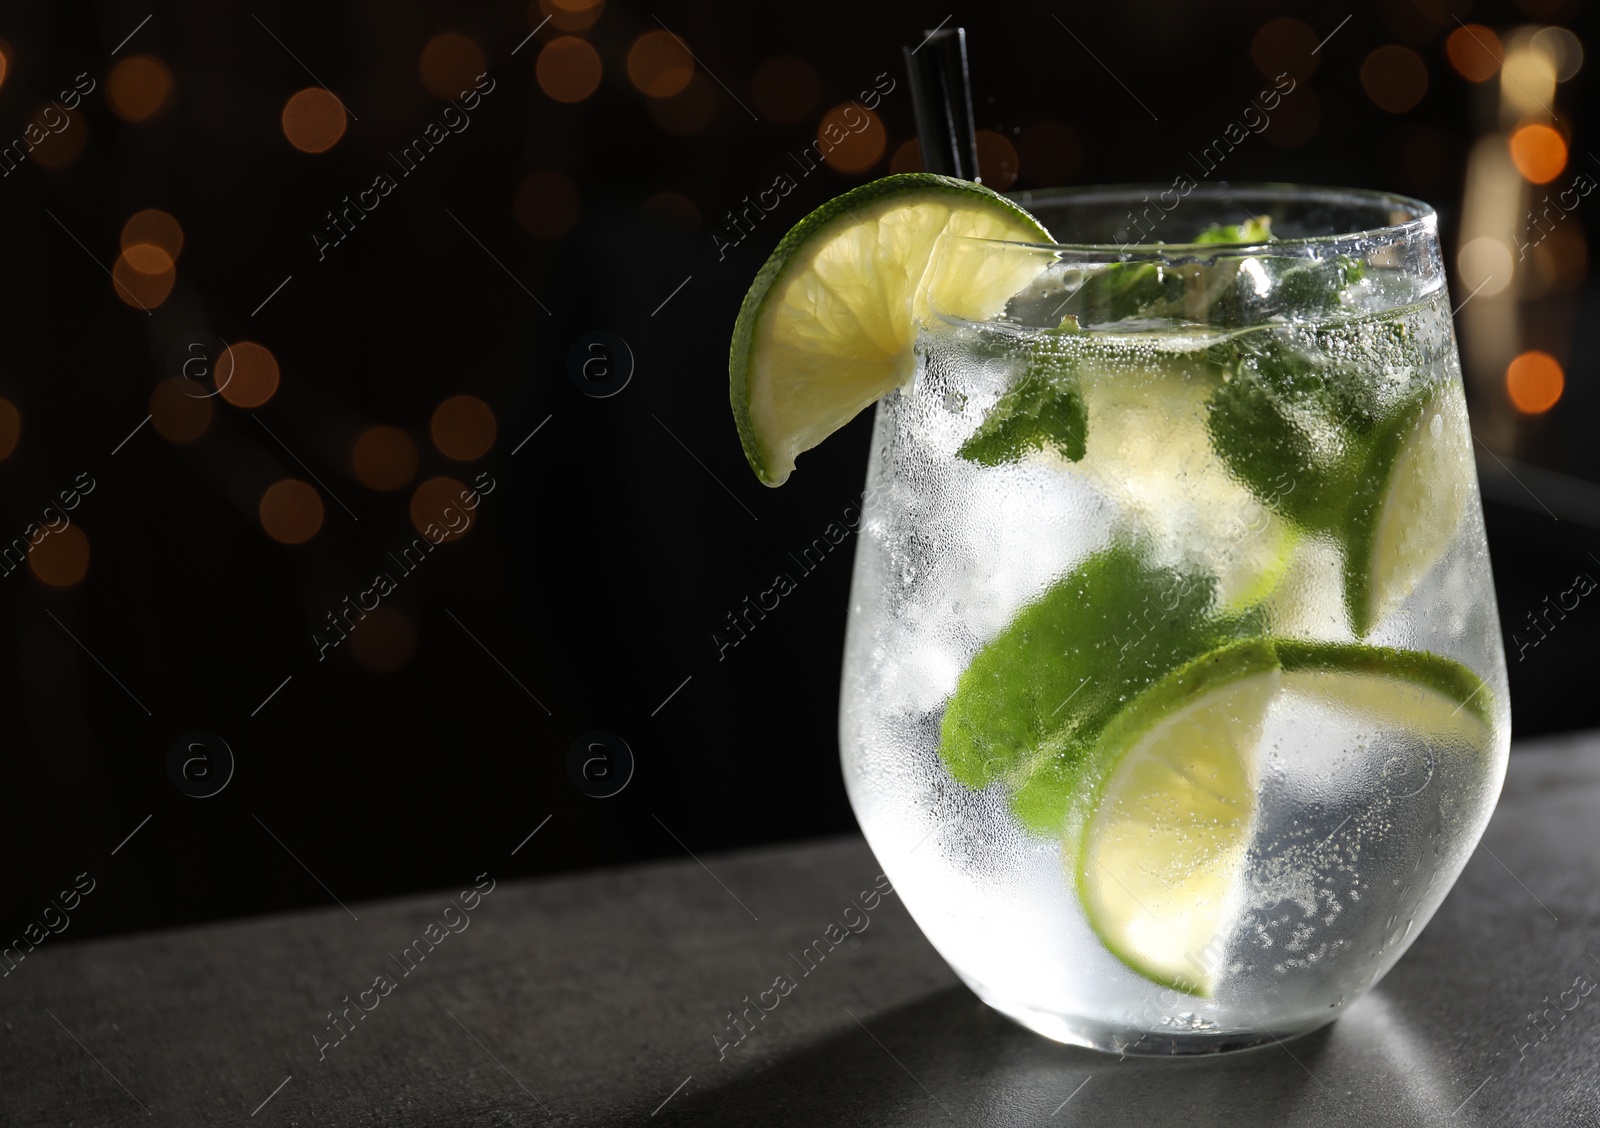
top-left (937, 540), bottom-right (1263, 833)
top-left (1192, 215), bottom-right (1274, 244)
top-left (956, 366), bottom-right (1089, 466)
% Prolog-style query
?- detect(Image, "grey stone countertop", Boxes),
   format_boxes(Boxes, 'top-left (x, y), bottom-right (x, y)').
top-left (4, 734), bottom-right (1598, 1126)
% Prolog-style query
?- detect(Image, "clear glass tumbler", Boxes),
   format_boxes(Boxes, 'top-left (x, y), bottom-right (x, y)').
top-left (840, 184), bottom-right (1510, 1055)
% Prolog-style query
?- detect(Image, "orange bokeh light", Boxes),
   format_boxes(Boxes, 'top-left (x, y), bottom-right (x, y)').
top-left (537, 0), bottom-right (604, 33)
top-left (29, 525), bottom-right (89, 588)
top-left (150, 378), bottom-right (212, 443)
top-left (627, 30), bottom-right (693, 98)
top-left (112, 249), bottom-right (175, 309)
top-left (282, 88), bottom-right (347, 153)
top-left (350, 607), bottom-right (417, 673)
top-left (1445, 25), bottom-right (1503, 83)
top-left (121, 209), bottom-right (184, 260)
top-left (0, 40), bottom-right (10, 90)
top-left (1506, 351), bottom-right (1564, 414)
top-left (430, 395), bottom-right (497, 461)
top-left (352, 425), bottom-right (419, 491)
top-left (215, 341), bottom-right (281, 408)
top-left (817, 104), bottom-right (886, 174)
top-left (975, 130), bottom-right (1020, 191)
top-left (537, 37), bottom-right (602, 103)
top-left (410, 476), bottom-right (474, 542)
top-left (107, 56), bottom-right (174, 122)
top-left (260, 479), bottom-right (324, 544)
top-left (1360, 45), bottom-right (1429, 114)
top-left (514, 171), bottom-right (581, 238)
top-left (31, 108), bottom-right (85, 170)
top-left (1509, 124), bottom-right (1567, 184)
top-left (419, 33), bottom-right (486, 99)
top-left (0, 397), bottom-right (19, 459)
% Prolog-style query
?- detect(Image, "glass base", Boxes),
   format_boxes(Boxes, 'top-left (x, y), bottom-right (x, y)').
top-left (961, 974), bottom-right (1336, 1057)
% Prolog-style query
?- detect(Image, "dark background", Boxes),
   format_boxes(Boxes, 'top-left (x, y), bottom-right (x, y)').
top-left (0, 0), bottom-right (1595, 945)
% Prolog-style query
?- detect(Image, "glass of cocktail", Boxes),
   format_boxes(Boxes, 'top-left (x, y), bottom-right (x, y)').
top-left (729, 178), bottom-right (1508, 1055)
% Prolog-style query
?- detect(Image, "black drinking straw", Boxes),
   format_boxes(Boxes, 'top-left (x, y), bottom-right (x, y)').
top-left (903, 28), bottom-right (981, 180)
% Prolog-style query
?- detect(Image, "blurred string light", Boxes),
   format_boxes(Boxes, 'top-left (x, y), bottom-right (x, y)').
top-left (1452, 20), bottom-right (1585, 445)
top-left (112, 242), bottom-right (175, 309)
top-left (282, 88), bottom-right (347, 153)
top-left (641, 191), bottom-right (700, 226)
top-left (816, 104), bottom-right (885, 174)
top-left (1446, 25), bottom-right (1504, 82)
top-left (28, 525), bottom-right (89, 587)
top-left (430, 395), bottom-right (496, 461)
top-left (419, 33), bottom-right (485, 98)
top-left (352, 425), bottom-right (418, 491)
top-left (215, 341), bottom-right (280, 408)
top-left (974, 130), bottom-right (1019, 190)
top-left (0, 39), bottom-right (10, 89)
top-left (537, 36), bottom-right (601, 102)
top-left (537, 0), bottom-right (603, 33)
top-left (0, 397), bottom-right (19, 459)
top-left (751, 57), bottom-right (818, 123)
top-left (514, 171), bottom-right (580, 236)
top-left (1506, 349), bottom-right (1564, 414)
top-left (628, 31), bottom-right (693, 98)
top-left (259, 479), bottom-right (324, 544)
top-left (1361, 45), bottom-right (1429, 113)
top-left (149, 378), bottom-right (211, 442)
top-left (349, 607), bottom-right (417, 673)
top-left (889, 138), bottom-right (921, 174)
top-left (106, 55), bottom-right (173, 121)
top-left (410, 477), bottom-right (471, 541)
top-left (121, 209), bottom-right (183, 258)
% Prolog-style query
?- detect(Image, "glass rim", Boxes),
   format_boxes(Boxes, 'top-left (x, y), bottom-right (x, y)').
top-left (989, 182), bottom-right (1439, 259)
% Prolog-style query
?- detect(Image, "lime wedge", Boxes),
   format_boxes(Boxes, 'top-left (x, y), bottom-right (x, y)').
top-left (1340, 386), bottom-right (1474, 634)
top-left (730, 173), bottom-right (1050, 485)
top-left (1073, 638), bottom-right (1492, 995)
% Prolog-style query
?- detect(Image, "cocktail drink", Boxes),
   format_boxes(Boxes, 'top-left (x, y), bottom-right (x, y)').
top-left (730, 179), bottom-right (1509, 1055)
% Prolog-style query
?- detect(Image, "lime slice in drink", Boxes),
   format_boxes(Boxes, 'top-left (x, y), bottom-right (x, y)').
top-left (1072, 640), bottom-right (1280, 996)
top-left (730, 173), bottom-right (1051, 485)
top-left (1072, 638), bottom-right (1491, 995)
top-left (1340, 386), bottom-right (1473, 634)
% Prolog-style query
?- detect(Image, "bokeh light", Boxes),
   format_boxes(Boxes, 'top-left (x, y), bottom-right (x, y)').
top-left (514, 171), bottom-right (581, 237)
top-left (112, 248), bottom-right (176, 309)
top-left (28, 525), bottom-right (89, 588)
top-left (0, 397), bottom-right (19, 459)
top-left (975, 130), bottom-right (1019, 191)
top-left (751, 56), bottom-right (818, 122)
top-left (420, 32), bottom-right (486, 98)
top-left (121, 209), bottom-right (184, 260)
top-left (282, 88), bottom-right (347, 153)
top-left (30, 109), bottom-right (86, 170)
top-left (0, 39), bottom-right (10, 90)
top-left (816, 104), bottom-right (886, 174)
top-left (537, 37), bottom-right (602, 103)
top-left (431, 395), bottom-right (497, 461)
top-left (410, 476), bottom-right (474, 541)
top-left (642, 191), bottom-right (700, 226)
top-left (1509, 123), bottom-right (1567, 184)
top-left (1506, 350), bottom-right (1564, 414)
top-left (1502, 38), bottom-right (1558, 117)
top-left (646, 72), bottom-right (715, 135)
top-left (107, 55), bottom-right (174, 122)
top-left (1251, 18), bottom-right (1321, 81)
top-left (628, 30), bottom-right (694, 98)
top-left (150, 378), bottom-right (212, 443)
top-left (1529, 223), bottom-right (1588, 295)
top-left (1361, 45), bottom-right (1429, 113)
top-left (349, 607), bottom-right (418, 673)
top-left (889, 139), bottom-right (922, 174)
top-left (1017, 121), bottom-right (1083, 186)
top-left (215, 341), bottom-right (281, 408)
top-left (259, 479), bottom-right (324, 544)
top-left (538, 0), bottom-right (604, 33)
top-left (1531, 26), bottom-right (1583, 82)
top-left (1458, 236), bottom-right (1515, 297)
top-left (352, 425), bottom-right (419, 491)
top-left (1446, 25), bottom-right (1504, 83)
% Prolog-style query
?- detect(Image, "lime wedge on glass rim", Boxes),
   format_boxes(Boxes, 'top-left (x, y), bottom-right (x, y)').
top-left (1070, 637), bottom-right (1492, 996)
top-left (729, 173), bottom-right (1051, 485)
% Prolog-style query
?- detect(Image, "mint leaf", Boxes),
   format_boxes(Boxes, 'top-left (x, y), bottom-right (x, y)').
top-left (957, 368), bottom-right (1088, 466)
